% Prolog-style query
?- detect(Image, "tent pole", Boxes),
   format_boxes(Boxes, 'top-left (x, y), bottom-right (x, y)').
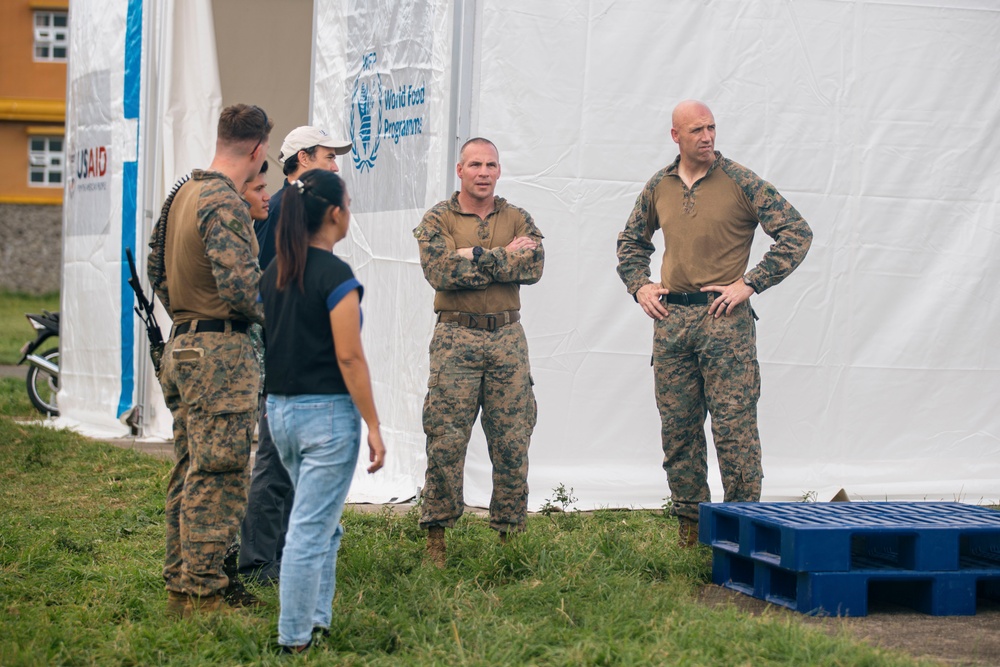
top-left (134, 0), bottom-right (164, 439)
top-left (447, 0), bottom-right (478, 194)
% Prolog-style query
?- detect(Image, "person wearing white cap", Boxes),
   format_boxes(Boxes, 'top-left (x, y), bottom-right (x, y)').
top-left (237, 126), bottom-right (352, 585)
top-left (255, 126), bottom-right (352, 273)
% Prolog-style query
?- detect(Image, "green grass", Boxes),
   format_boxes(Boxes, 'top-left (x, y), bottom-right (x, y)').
top-left (0, 419), bottom-right (930, 666)
top-left (0, 377), bottom-right (35, 418)
top-left (0, 290), bottom-right (60, 365)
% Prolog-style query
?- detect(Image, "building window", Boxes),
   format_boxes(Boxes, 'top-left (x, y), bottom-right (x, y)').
top-left (34, 11), bottom-right (69, 62)
top-left (28, 136), bottom-right (64, 187)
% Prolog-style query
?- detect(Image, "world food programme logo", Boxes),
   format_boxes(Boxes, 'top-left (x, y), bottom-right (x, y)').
top-left (350, 51), bottom-right (383, 173)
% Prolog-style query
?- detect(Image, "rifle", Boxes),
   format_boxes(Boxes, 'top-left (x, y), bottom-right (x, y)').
top-left (125, 247), bottom-right (165, 373)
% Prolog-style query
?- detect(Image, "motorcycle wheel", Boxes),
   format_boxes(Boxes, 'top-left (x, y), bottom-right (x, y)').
top-left (26, 347), bottom-right (59, 417)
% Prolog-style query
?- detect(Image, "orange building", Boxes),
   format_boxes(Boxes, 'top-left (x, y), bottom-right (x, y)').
top-left (0, 0), bottom-right (68, 206)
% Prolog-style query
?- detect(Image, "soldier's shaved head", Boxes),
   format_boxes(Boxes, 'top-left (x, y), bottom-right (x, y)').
top-left (670, 99), bottom-right (717, 169)
top-left (671, 100), bottom-right (713, 130)
top-left (459, 137), bottom-right (499, 164)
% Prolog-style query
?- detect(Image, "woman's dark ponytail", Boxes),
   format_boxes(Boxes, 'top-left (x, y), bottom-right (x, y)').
top-left (274, 170), bottom-right (346, 292)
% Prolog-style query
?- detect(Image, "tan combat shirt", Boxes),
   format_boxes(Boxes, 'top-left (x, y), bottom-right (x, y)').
top-left (617, 152), bottom-right (812, 295)
top-left (414, 193), bottom-right (544, 314)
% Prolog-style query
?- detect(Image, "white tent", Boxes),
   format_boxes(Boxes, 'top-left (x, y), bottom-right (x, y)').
top-left (61, 0), bottom-right (220, 441)
top-left (61, 0), bottom-right (1000, 510)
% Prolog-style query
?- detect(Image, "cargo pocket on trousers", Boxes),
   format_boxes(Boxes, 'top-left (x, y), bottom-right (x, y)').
top-left (189, 392), bottom-right (256, 473)
top-left (422, 372), bottom-right (446, 438)
top-left (732, 347), bottom-right (762, 406)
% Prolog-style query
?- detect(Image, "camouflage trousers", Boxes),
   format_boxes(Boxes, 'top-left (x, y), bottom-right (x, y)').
top-left (420, 320), bottom-right (537, 533)
top-left (653, 298), bottom-right (762, 522)
top-left (159, 326), bottom-right (260, 596)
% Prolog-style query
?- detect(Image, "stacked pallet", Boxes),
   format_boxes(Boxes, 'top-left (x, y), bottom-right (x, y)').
top-left (699, 502), bottom-right (1000, 616)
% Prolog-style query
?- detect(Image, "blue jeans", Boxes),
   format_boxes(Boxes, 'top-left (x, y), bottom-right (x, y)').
top-left (266, 394), bottom-right (360, 647)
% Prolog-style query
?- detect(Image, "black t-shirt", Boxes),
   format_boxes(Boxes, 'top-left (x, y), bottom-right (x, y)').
top-left (260, 247), bottom-right (363, 395)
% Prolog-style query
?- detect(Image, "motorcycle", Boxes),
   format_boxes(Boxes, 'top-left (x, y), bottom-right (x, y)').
top-left (18, 310), bottom-right (60, 417)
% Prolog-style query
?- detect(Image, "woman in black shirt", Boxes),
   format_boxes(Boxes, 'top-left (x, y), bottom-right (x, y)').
top-left (259, 169), bottom-right (385, 654)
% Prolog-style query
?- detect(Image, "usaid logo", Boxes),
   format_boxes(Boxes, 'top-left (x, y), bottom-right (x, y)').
top-left (76, 145), bottom-right (108, 179)
top-left (349, 51), bottom-right (384, 173)
top-left (68, 144), bottom-right (110, 194)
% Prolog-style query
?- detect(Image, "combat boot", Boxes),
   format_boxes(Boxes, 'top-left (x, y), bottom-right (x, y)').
top-left (166, 590), bottom-right (189, 619)
top-left (677, 518), bottom-right (699, 549)
top-left (499, 530), bottom-right (522, 545)
top-left (187, 592), bottom-right (233, 614)
top-left (426, 525), bottom-right (446, 568)
top-left (223, 576), bottom-right (264, 609)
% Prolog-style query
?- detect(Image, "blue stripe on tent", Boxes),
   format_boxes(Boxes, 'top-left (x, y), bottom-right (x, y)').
top-left (124, 0), bottom-right (142, 119)
top-left (118, 0), bottom-right (142, 418)
top-left (118, 160), bottom-right (138, 419)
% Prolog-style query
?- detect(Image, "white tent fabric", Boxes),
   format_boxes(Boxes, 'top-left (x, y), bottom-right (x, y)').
top-left (60, 0), bottom-right (134, 438)
top-left (313, 0), bottom-right (453, 502)
top-left (61, 0), bottom-right (1000, 510)
top-left (139, 0), bottom-right (224, 441)
top-left (60, 0), bottom-right (221, 440)
top-left (313, 0), bottom-right (1000, 509)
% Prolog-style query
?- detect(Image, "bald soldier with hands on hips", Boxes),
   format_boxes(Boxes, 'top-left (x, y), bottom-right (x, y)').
top-left (617, 100), bottom-right (812, 547)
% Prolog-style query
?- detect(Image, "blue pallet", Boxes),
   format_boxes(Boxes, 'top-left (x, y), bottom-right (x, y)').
top-left (712, 549), bottom-right (1000, 616)
top-left (699, 502), bottom-right (1000, 573)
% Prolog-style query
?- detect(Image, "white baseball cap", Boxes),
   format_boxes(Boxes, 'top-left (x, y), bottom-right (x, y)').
top-left (278, 126), bottom-right (352, 163)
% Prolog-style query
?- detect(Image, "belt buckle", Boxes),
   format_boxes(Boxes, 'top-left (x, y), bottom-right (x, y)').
top-left (485, 315), bottom-right (497, 331)
top-left (680, 293), bottom-right (691, 306)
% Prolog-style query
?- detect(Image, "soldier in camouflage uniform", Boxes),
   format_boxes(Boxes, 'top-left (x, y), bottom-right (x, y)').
top-left (616, 100), bottom-right (812, 547)
top-left (414, 138), bottom-right (544, 566)
top-left (148, 104), bottom-right (272, 615)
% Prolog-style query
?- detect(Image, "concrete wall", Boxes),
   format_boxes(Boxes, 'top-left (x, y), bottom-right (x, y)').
top-left (0, 203), bottom-right (62, 294)
top-left (212, 0), bottom-right (314, 181)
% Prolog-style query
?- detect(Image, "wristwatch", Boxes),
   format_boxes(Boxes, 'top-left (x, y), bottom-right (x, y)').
top-left (472, 246), bottom-right (484, 263)
top-left (743, 274), bottom-right (756, 293)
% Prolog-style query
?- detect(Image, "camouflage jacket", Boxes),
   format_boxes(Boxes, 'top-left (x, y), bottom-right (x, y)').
top-left (414, 193), bottom-right (544, 314)
top-left (147, 169), bottom-right (264, 326)
top-left (616, 152), bottom-right (812, 295)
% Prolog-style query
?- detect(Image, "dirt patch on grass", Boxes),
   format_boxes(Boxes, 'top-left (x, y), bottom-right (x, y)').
top-left (699, 584), bottom-right (1000, 666)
